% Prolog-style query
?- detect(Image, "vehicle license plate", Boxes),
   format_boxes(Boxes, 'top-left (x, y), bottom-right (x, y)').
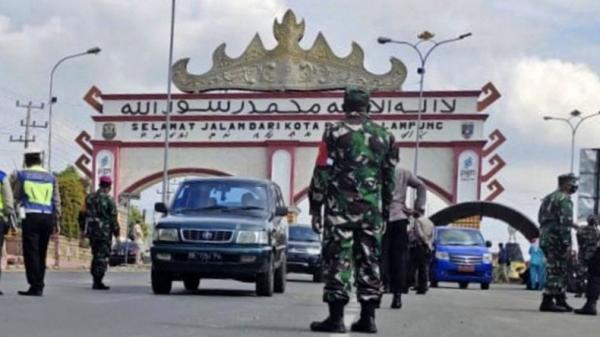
top-left (189, 252), bottom-right (223, 263)
top-left (458, 265), bottom-right (475, 272)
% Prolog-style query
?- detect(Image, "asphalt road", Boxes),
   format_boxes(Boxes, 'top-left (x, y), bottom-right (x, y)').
top-left (0, 271), bottom-right (597, 337)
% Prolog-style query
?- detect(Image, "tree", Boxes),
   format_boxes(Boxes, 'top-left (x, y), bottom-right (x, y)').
top-left (57, 166), bottom-right (86, 239)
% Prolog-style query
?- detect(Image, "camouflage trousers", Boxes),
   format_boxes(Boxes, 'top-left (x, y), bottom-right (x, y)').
top-left (575, 263), bottom-right (589, 294)
top-left (90, 238), bottom-right (111, 279)
top-left (322, 226), bottom-right (383, 304)
top-left (540, 229), bottom-right (570, 295)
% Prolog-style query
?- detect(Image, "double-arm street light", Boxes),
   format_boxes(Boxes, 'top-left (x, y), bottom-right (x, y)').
top-left (377, 31), bottom-right (472, 177)
top-left (543, 109), bottom-right (600, 173)
top-left (47, 46), bottom-right (101, 172)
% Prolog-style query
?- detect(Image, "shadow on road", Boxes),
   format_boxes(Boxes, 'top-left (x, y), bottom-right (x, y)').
top-left (171, 288), bottom-right (256, 297)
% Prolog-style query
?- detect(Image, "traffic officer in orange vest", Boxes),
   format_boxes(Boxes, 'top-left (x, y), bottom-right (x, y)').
top-left (13, 148), bottom-right (61, 296)
top-left (0, 168), bottom-right (16, 295)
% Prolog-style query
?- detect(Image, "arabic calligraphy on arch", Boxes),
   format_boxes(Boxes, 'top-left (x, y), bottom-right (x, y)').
top-left (117, 97), bottom-right (459, 116)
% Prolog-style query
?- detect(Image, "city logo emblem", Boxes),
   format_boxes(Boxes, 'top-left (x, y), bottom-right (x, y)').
top-left (461, 122), bottom-right (474, 139)
top-left (102, 123), bottom-right (116, 140)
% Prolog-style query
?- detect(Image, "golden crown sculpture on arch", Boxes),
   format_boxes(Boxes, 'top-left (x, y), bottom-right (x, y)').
top-left (172, 9), bottom-right (407, 93)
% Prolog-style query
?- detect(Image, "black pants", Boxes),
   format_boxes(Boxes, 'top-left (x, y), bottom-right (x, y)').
top-left (22, 213), bottom-right (53, 291)
top-left (409, 243), bottom-right (431, 292)
top-left (586, 247), bottom-right (600, 300)
top-left (382, 219), bottom-right (409, 293)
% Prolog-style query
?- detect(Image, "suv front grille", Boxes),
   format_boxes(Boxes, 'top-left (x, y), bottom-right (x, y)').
top-left (181, 229), bottom-right (233, 243)
top-left (450, 254), bottom-right (482, 265)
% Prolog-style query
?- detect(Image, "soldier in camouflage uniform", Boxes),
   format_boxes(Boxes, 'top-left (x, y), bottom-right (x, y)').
top-left (83, 176), bottom-right (120, 290)
top-left (574, 215), bottom-right (599, 297)
top-left (537, 173), bottom-right (578, 312)
top-left (575, 215), bottom-right (600, 315)
top-left (309, 88), bottom-right (397, 334)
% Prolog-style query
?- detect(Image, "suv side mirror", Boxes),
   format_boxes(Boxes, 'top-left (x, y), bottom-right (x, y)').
top-left (155, 202), bottom-right (168, 214)
top-left (485, 240), bottom-right (492, 248)
top-left (275, 206), bottom-right (289, 217)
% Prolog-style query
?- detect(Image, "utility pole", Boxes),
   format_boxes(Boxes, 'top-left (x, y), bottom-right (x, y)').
top-left (9, 101), bottom-right (47, 151)
top-left (157, 178), bottom-right (179, 203)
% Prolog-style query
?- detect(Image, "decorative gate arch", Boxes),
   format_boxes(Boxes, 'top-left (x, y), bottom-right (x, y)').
top-left (429, 201), bottom-right (539, 240)
top-left (74, 9), bottom-right (505, 211)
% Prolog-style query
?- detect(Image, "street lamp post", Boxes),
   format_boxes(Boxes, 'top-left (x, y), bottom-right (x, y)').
top-left (47, 46), bottom-right (100, 269)
top-left (543, 109), bottom-right (600, 173)
top-left (377, 32), bottom-right (472, 177)
top-left (162, 0), bottom-right (177, 204)
top-left (47, 47), bottom-right (101, 172)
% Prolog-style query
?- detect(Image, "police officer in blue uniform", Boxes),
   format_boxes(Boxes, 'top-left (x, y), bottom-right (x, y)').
top-left (14, 148), bottom-right (61, 296)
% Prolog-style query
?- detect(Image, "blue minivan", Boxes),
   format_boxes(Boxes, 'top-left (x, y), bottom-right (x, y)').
top-left (430, 227), bottom-right (493, 290)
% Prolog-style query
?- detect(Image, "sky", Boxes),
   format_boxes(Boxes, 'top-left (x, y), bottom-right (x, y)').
top-left (1, 0), bottom-right (600, 254)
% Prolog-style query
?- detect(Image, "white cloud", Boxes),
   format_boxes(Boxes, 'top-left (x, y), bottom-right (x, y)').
top-left (505, 57), bottom-right (600, 145)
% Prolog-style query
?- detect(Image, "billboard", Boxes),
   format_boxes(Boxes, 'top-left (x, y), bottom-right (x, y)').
top-left (578, 148), bottom-right (600, 221)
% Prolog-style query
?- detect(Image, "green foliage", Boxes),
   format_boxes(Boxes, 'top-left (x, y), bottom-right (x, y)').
top-left (57, 166), bottom-right (86, 239)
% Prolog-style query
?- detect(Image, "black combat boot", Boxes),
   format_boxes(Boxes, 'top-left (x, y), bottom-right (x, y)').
top-left (92, 277), bottom-right (110, 290)
top-left (351, 301), bottom-right (378, 333)
top-left (555, 294), bottom-right (573, 312)
top-left (310, 302), bottom-right (346, 333)
top-left (574, 297), bottom-right (598, 316)
top-left (391, 293), bottom-right (402, 309)
top-left (539, 294), bottom-right (566, 312)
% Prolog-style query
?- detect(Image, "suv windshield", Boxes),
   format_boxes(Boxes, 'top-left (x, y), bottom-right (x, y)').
top-left (437, 228), bottom-right (485, 246)
top-left (289, 226), bottom-right (320, 242)
top-left (171, 180), bottom-right (268, 213)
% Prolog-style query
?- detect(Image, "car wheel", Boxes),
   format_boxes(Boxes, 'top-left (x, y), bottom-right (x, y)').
top-left (459, 282), bottom-right (469, 289)
top-left (274, 255), bottom-right (286, 294)
top-left (183, 276), bottom-right (200, 291)
top-left (256, 257), bottom-right (274, 297)
top-left (481, 282), bottom-right (490, 290)
top-left (430, 279), bottom-right (438, 288)
top-left (151, 269), bottom-right (172, 295)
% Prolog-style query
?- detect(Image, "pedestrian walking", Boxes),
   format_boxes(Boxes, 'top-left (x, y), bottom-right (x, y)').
top-left (574, 215), bottom-right (599, 297)
top-left (537, 173), bottom-right (578, 312)
top-left (83, 176), bottom-right (120, 290)
top-left (0, 168), bottom-right (15, 295)
top-left (497, 243), bottom-right (511, 283)
top-left (14, 148), bottom-right (61, 296)
top-left (407, 216), bottom-right (434, 295)
top-left (383, 166), bottom-right (426, 309)
top-left (528, 237), bottom-right (545, 290)
top-left (309, 88), bottom-right (397, 334)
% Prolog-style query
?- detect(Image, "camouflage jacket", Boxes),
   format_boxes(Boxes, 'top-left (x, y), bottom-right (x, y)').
top-left (577, 225), bottom-right (599, 262)
top-left (538, 190), bottom-right (573, 243)
top-left (308, 116), bottom-right (397, 228)
top-left (84, 190), bottom-right (119, 240)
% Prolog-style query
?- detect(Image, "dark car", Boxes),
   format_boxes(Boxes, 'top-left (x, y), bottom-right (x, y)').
top-left (286, 225), bottom-right (322, 282)
top-left (109, 241), bottom-right (140, 266)
top-left (151, 177), bottom-right (289, 296)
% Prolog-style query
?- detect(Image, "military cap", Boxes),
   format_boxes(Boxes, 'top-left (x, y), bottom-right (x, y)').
top-left (99, 176), bottom-right (112, 185)
top-left (558, 173), bottom-right (578, 184)
top-left (342, 87), bottom-right (370, 112)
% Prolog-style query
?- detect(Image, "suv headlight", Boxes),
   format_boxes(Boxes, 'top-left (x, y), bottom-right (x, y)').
top-left (236, 230), bottom-right (269, 244)
top-left (154, 228), bottom-right (179, 242)
top-left (435, 251), bottom-right (450, 261)
top-left (483, 253), bottom-right (493, 264)
top-left (306, 247), bottom-right (321, 255)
